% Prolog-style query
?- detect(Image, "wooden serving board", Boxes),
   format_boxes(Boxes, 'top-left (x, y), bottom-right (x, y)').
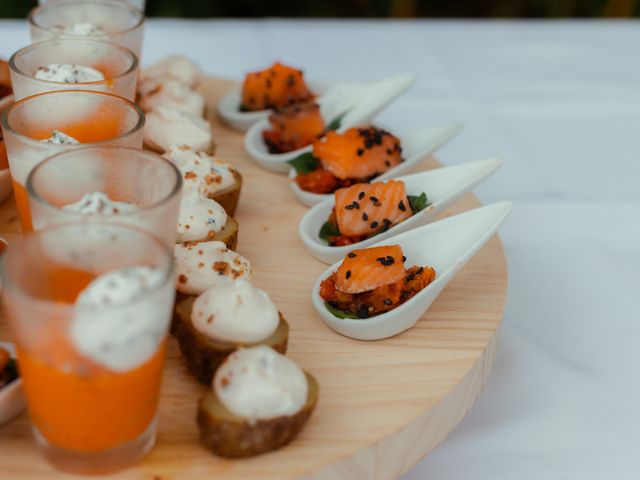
top-left (0, 77), bottom-right (507, 479)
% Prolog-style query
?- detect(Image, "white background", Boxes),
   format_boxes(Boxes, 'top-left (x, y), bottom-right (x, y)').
top-left (1, 19), bottom-right (639, 479)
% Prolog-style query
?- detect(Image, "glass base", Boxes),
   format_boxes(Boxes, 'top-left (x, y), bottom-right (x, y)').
top-left (32, 417), bottom-right (156, 475)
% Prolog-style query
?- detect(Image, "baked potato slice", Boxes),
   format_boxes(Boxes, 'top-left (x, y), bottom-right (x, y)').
top-left (211, 170), bottom-right (242, 217)
top-left (207, 215), bottom-right (238, 250)
top-left (197, 371), bottom-right (318, 458)
top-left (173, 295), bottom-right (289, 384)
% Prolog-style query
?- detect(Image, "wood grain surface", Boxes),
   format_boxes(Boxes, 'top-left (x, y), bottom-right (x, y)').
top-left (0, 77), bottom-right (508, 479)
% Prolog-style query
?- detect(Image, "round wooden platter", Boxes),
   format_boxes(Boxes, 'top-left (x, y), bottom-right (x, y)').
top-left (0, 77), bottom-right (507, 479)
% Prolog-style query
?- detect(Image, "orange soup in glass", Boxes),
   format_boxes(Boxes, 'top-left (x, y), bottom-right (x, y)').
top-left (0, 222), bottom-right (174, 474)
top-left (0, 90), bottom-right (144, 233)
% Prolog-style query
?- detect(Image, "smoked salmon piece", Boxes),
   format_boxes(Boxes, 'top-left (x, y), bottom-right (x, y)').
top-left (319, 244), bottom-right (436, 318)
top-left (241, 62), bottom-right (314, 111)
top-left (335, 245), bottom-right (406, 294)
top-left (313, 126), bottom-right (402, 181)
top-left (334, 180), bottom-right (412, 237)
top-left (262, 102), bottom-right (325, 153)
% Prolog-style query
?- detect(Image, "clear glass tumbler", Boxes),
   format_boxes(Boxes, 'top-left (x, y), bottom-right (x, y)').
top-left (10, 39), bottom-right (139, 101)
top-left (27, 146), bottom-right (181, 246)
top-left (0, 90), bottom-right (144, 233)
top-left (28, 0), bottom-right (145, 59)
top-left (0, 222), bottom-right (174, 474)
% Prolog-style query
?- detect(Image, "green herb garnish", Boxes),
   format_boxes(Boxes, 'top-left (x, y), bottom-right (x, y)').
top-left (327, 111), bottom-right (348, 131)
top-left (288, 152), bottom-right (319, 174)
top-left (325, 302), bottom-right (359, 319)
top-left (319, 220), bottom-right (341, 242)
top-left (408, 192), bottom-right (430, 214)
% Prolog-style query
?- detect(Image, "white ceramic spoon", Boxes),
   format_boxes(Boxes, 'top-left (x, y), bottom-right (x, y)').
top-left (0, 341), bottom-right (26, 427)
top-left (311, 201), bottom-right (513, 340)
top-left (217, 80), bottom-right (331, 132)
top-left (289, 122), bottom-right (463, 207)
top-left (299, 158), bottom-right (501, 264)
top-left (243, 74), bottom-right (416, 173)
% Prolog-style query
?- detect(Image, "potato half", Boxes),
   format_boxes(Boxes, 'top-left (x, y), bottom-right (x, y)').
top-left (211, 170), bottom-right (242, 217)
top-left (173, 295), bottom-right (289, 384)
top-left (197, 371), bottom-right (318, 458)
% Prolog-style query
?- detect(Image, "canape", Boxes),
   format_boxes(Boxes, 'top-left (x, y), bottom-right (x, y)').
top-left (176, 191), bottom-right (239, 249)
top-left (139, 55), bottom-right (201, 91)
top-left (197, 345), bottom-right (318, 458)
top-left (319, 179), bottom-right (429, 247)
top-left (241, 62), bottom-right (314, 112)
top-left (319, 244), bottom-right (435, 319)
top-left (164, 145), bottom-right (243, 216)
top-left (144, 106), bottom-right (214, 154)
top-left (289, 126), bottom-right (403, 194)
top-left (138, 78), bottom-right (205, 117)
top-left (173, 279), bottom-right (289, 384)
top-left (262, 101), bottom-right (326, 154)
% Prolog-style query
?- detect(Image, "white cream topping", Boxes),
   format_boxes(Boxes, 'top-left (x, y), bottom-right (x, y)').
top-left (54, 22), bottom-right (105, 36)
top-left (141, 55), bottom-right (200, 89)
top-left (214, 346), bottom-right (308, 420)
top-left (164, 145), bottom-right (237, 198)
top-left (138, 79), bottom-right (205, 116)
top-left (71, 266), bottom-right (172, 372)
top-left (176, 191), bottom-right (227, 243)
top-left (34, 63), bottom-right (105, 83)
top-left (191, 278), bottom-right (279, 344)
top-left (41, 130), bottom-right (79, 145)
top-left (175, 240), bottom-right (250, 296)
top-left (144, 106), bottom-right (212, 153)
top-left (62, 191), bottom-right (138, 216)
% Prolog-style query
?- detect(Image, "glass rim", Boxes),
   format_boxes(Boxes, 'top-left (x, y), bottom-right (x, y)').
top-left (0, 220), bottom-right (174, 311)
top-left (28, 0), bottom-right (145, 37)
top-left (0, 89), bottom-right (145, 150)
top-left (9, 38), bottom-right (139, 87)
top-left (26, 145), bottom-right (183, 220)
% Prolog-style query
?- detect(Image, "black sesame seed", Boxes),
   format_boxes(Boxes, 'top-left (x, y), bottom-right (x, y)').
top-left (370, 196), bottom-right (381, 206)
top-left (352, 201), bottom-right (360, 210)
top-left (386, 255), bottom-right (395, 263)
top-left (358, 191), bottom-right (365, 200)
top-left (346, 270), bottom-right (351, 279)
top-left (385, 160), bottom-right (391, 167)
top-left (402, 255), bottom-right (407, 262)
top-left (362, 212), bottom-right (368, 221)
top-left (345, 204), bottom-right (355, 210)
top-left (383, 218), bottom-right (392, 226)
top-left (386, 148), bottom-right (392, 155)
top-left (347, 252), bottom-right (357, 258)
top-left (383, 299), bottom-right (392, 306)
top-left (398, 200), bottom-right (406, 211)
top-left (356, 148), bottom-right (364, 156)
top-left (417, 266), bottom-right (424, 275)
top-left (356, 304), bottom-right (370, 318)
top-left (370, 221), bottom-right (379, 229)
top-left (406, 272), bottom-right (416, 282)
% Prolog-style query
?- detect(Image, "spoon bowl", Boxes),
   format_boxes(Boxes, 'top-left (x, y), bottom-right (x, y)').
top-left (217, 80), bottom-right (330, 132)
top-left (244, 74), bottom-right (416, 173)
top-left (299, 158), bottom-right (501, 264)
top-left (311, 201), bottom-right (513, 340)
top-left (289, 122), bottom-right (463, 207)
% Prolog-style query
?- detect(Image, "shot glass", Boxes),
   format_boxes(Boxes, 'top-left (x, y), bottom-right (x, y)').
top-left (0, 222), bottom-right (174, 474)
top-left (28, 147), bottom-right (181, 246)
top-left (0, 90), bottom-right (144, 233)
top-left (29, 0), bottom-right (145, 60)
top-left (10, 39), bottom-right (139, 101)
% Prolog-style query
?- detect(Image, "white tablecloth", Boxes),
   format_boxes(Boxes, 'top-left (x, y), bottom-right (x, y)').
top-left (1, 19), bottom-right (638, 479)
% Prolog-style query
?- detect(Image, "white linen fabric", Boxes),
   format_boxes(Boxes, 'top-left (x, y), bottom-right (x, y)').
top-left (2, 18), bottom-right (638, 479)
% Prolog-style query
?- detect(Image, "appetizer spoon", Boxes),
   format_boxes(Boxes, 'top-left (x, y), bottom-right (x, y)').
top-left (299, 158), bottom-right (501, 264)
top-left (244, 74), bottom-right (416, 173)
top-left (0, 341), bottom-right (26, 426)
top-left (311, 201), bottom-right (513, 340)
top-left (217, 80), bottom-right (330, 132)
top-left (289, 122), bottom-right (463, 207)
